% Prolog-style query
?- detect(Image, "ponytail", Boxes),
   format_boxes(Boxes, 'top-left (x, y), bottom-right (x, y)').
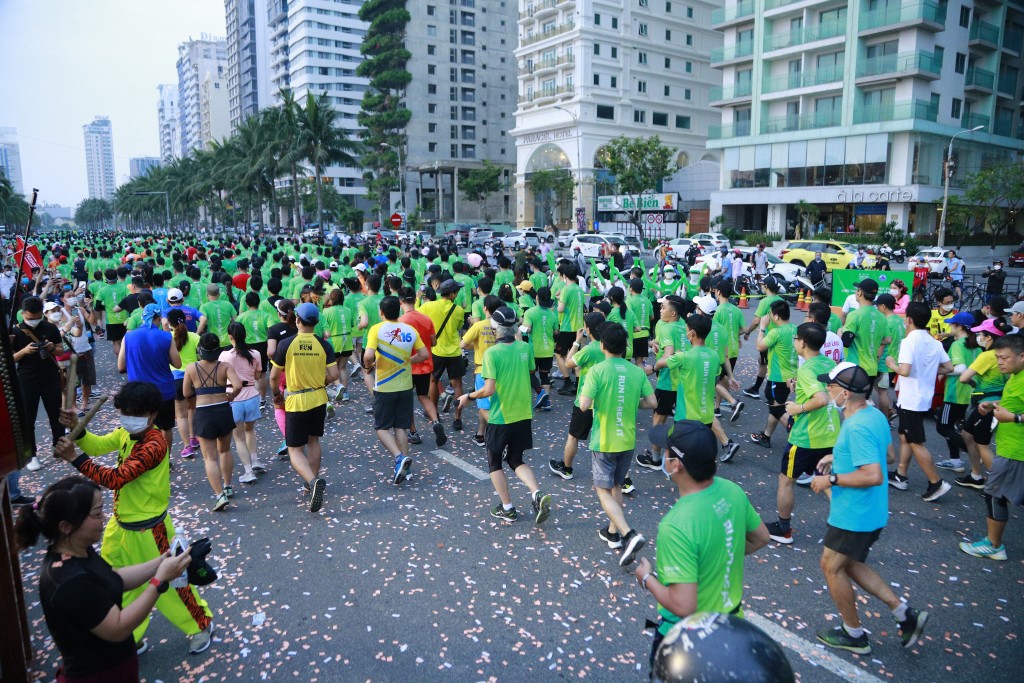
top-left (15, 476), bottom-right (100, 551)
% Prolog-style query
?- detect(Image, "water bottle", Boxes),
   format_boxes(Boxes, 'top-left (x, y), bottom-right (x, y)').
top-left (169, 537), bottom-right (189, 589)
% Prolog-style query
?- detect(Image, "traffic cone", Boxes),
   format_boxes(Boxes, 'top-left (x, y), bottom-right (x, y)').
top-left (738, 287), bottom-right (749, 309)
top-left (796, 289), bottom-right (806, 311)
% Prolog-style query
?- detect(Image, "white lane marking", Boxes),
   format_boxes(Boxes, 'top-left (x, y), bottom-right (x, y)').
top-left (431, 449), bottom-right (489, 480)
top-left (746, 613), bottom-right (887, 683)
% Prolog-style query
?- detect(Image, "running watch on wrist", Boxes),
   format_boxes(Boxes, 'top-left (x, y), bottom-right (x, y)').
top-left (828, 474), bottom-right (838, 486)
top-left (149, 577), bottom-right (169, 594)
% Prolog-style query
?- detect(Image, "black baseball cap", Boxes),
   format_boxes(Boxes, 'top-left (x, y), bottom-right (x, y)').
top-left (817, 361), bottom-right (873, 394)
top-left (492, 306), bottom-right (517, 326)
top-left (649, 420), bottom-right (718, 469)
top-left (874, 293), bottom-right (896, 310)
top-left (437, 279), bottom-right (464, 295)
top-left (855, 279), bottom-right (878, 299)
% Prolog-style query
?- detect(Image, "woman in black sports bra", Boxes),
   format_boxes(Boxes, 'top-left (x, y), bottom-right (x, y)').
top-left (183, 333), bottom-right (243, 512)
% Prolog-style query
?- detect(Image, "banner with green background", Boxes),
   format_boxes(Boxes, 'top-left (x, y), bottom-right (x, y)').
top-left (831, 270), bottom-right (914, 307)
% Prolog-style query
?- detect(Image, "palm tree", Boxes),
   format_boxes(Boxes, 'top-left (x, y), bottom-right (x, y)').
top-left (277, 89), bottom-right (307, 229)
top-left (297, 91), bottom-right (360, 234)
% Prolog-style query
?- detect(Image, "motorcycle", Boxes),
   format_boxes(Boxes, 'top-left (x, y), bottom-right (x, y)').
top-left (892, 243), bottom-right (907, 263)
top-left (878, 243), bottom-right (893, 260)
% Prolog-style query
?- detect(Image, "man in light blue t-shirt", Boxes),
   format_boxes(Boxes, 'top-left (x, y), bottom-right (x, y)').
top-left (809, 362), bottom-right (929, 656)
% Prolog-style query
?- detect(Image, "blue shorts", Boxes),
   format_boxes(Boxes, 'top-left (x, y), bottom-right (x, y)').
top-left (231, 395), bottom-right (261, 424)
top-left (475, 373), bottom-right (491, 410)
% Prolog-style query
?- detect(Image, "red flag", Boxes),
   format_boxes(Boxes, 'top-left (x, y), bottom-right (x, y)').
top-left (13, 237), bottom-right (43, 279)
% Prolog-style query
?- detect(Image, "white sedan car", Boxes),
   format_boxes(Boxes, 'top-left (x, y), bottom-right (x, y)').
top-left (689, 232), bottom-right (731, 249)
top-left (734, 247), bottom-right (804, 282)
top-left (654, 237), bottom-right (704, 259)
top-left (910, 248), bottom-right (950, 276)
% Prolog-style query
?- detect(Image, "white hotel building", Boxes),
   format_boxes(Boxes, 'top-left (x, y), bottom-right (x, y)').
top-left (708, 0), bottom-right (1024, 237)
top-left (512, 0), bottom-right (722, 230)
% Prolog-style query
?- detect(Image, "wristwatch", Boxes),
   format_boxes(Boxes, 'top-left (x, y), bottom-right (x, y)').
top-left (149, 577), bottom-right (169, 594)
top-left (828, 474), bottom-right (839, 486)
top-left (640, 572), bottom-right (653, 590)
top-left (1015, 413), bottom-right (1023, 424)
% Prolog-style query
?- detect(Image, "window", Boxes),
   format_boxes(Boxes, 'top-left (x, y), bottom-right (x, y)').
top-left (686, 34), bottom-right (693, 46)
top-left (428, 103), bottom-right (437, 113)
top-left (611, 17), bottom-right (618, 29)
top-left (685, 61), bottom-right (692, 73)
top-left (639, 0), bottom-right (648, 5)
top-left (428, 142), bottom-right (437, 152)
top-left (665, 29), bottom-right (672, 40)
top-left (427, 5), bottom-right (435, 15)
top-left (653, 112), bottom-right (668, 126)
top-left (634, 110), bottom-right (646, 123)
top-left (638, 51), bottom-right (648, 64)
top-left (428, 45), bottom-right (436, 55)
top-left (429, 123), bottom-right (437, 133)
top-left (955, 53), bottom-right (966, 74)
top-left (666, 1), bottom-right (672, 11)
top-left (610, 76), bottom-right (617, 87)
top-left (638, 80), bottom-right (647, 93)
top-left (684, 88), bottom-right (691, 100)
top-left (594, 43), bottom-right (601, 55)
top-left (665, 57), bottom-right (672, 68)
top-left (686, 6), bottom-right (693, 18)
top-left (639, 23), bottom-right (648, 36)
top-left (611, 46), bottom-right (617, 58)
top-left (595, 13), bottom-right (601, 26)
top-left (959, 6), bottom-right (971, 28)
top-left (427, 25), bottom-right (437, 36)
top-left (428, 64), bottom-right (436, 75)
top-left (951, 97), bottom-right (962, 119)
top-left (428, 84), bottom-right (437, 94)
top-left (596, 104), bottom-right (615, 119)
top-left (594, 73), bottom-right (600, 85)
top-left (675, 115), bottom-right (691, 129)
top-left (664, 85), bottom-right (670, 96)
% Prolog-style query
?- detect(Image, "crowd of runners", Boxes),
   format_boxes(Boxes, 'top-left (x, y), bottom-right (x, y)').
top-left (3, 228), bottom-right (1023, 680)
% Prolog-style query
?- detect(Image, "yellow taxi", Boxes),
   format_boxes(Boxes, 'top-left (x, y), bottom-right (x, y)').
top-left (780, 240), bottom-right (876, 271)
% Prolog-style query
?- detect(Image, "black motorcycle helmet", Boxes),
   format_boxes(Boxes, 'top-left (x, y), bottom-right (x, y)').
top-left (652, 613), bottom-right (794, 683)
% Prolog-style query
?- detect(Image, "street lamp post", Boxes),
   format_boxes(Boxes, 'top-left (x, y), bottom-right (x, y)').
top-left (938, 125), bottom-right (984, 248)
top-left (381, 142), bottom-right (404, 218)
top-left (132, 191), bottom-right (170, 232)
top-left (553, 105), bottom-right (583, 230)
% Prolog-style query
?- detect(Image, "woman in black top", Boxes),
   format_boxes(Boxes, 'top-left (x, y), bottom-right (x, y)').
top-left (16, 475), bottom-right (192, 683)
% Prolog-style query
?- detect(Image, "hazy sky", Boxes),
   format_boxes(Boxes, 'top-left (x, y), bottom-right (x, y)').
top-left (0, 1), bottom-right (226, 207)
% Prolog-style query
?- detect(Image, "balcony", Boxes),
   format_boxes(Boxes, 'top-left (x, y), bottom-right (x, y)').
top-left (764, 20), bottom-right (845, 52)
top-left (710, 40), bottom-right (754, 64)
top-left (998, 72), bottom-right (1018, 97)
top-left (852, 99), bottom-right (938, 124)
top-left (521, 21), bottom-right (574, 47)
top-left (711, 1), bottom-right (755, 28)
top-left (519, 84), bottom-right (575, 104)
top-left (856, 50), bottom-right (942, 83)
top-left (708, 121), bottom-right (752, 140)
top-left (761, 109), bottom-right (842, 134)
top-left (965, 66), bottom-right (996, 93)
top-left (518, 53), bottom-right (574, 76)
top-left (518, 0), bottom-right (557, 21)
top-left (710, 81), bottom-right (754, 103)
top-left (762, 65), bottom-right (843, 94)
top-left (764, 0), bottom-right (803, 10)
top-left (964, 113), bottom-right (991, 131)
top-left (859, 1), bottom-right (946, 35)
top-left (969, 20), bottom-right (1000, 48)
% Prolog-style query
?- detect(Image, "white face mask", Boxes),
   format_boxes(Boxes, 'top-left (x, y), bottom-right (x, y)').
top-left (828, 388), bottom-right (847, 412)
top-left (976, 334), bottom-right (988, 348)
top-left (3, 270), bottom-right (11, 277)
top-left (995, 264), bottom-right (1003, 270)
top-left (889, 288), bottom-right (899, 296)
top-left (940, 304), bottom-right (954, 313)
top-left (23, 318), bottom-right (41, 328)
top-left (47, 313), bottom-right (62, 323)
top-left (119, 415), bottom-right (151, 434)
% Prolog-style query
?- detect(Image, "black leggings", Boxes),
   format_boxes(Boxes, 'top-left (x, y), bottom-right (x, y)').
top-left (937, 402), bottom-right (967, 459)
top-left (21, 371), bottom-right (65, 457)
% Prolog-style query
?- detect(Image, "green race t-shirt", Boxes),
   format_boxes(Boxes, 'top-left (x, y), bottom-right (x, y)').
top-left (559, 282), bottom-right (585, 332)
top-left (581, 357), bottom-right (654, 453)
top-left (626, 293), bottom-right (653, 339)
top-left (970, 350), bottom-right (1007, 399)
top-left (713, 301), bottom-right (743, 358)
top-left (321, 304), bottom-right (355, 352)
top-left (654, 319), bottom-right (688, 391)
top-left (481, 340), bottom-right (536, 425)
top-left (667, 346), bottom-right (721, 425)
top-left (357, 293), bottom-right (383, 344)
top-left (571, 341), bottom-right (605, 408)
top-left (655, 477), bottom-right (762, 635)
top-left (200, 299), bottom-right (235, 342)
top-left (101, 282), bottom-right (129, 325)
top-left (882, 314), bottom-right (905, 362)
top-left (236, 308), bottom-right (270, 344)
top-left (843, 305), bottom-right (888, 376)
top-left (945, 338), bottom-right (980, 404)
top-left (754, 294), bottom-right (783, 330)
top-left (789, 354), bottom-right (841, 449)
top-left (763, 323), bottom-right (797, 382)
top-left (707, 320), bottom-right (728, 364)
top-left (994, 370), bottom-right (1024, 461)
top-left (523, 305), bottom-right (558, 358)
top-left (605, 306), bottom-right (638, 348)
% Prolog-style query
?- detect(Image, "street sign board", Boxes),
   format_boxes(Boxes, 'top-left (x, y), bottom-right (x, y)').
top-left (390, 213), bottom-right (402, 228)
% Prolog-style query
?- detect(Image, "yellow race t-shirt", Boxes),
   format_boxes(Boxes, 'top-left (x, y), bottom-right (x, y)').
top-left (462, 319), bottom-right (496, 370)
top-left (271, 332), bottom-right (335, 412)
top-left (366, 321), bottom-right (424, 393)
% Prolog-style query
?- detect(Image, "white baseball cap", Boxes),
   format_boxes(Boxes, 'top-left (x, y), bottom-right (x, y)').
top-left (696, 295), bottom-right (717, 314)
top-left (167, 288), bottom-right (184, 302)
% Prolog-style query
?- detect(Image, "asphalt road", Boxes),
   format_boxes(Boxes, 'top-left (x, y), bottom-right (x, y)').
top-left (14, 307), bottom-right (1023, 683)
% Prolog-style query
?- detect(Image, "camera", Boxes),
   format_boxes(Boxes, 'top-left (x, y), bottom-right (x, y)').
top-left (34, 341), bottom-right (50, 360)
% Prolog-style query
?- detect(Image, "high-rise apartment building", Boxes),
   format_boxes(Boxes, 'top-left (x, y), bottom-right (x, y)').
top-left (708, 0), bottom-right (1024, 236)
top-left (512, 0), bottom-right (722, 228)
top-left (0, 127), bottom-right (24, 194)
top-left (200, 72), bottom-right (231, 147)
top-left (157, 84), bottom-right (182, 161)
top-left (226, 0), bottom-right (268, 129)
top-left (83, 117), bottom-right (116, 200)
top-left (177, 35), bottom-right (229, 155)
top-left (129, 157), bottom-right (161, 180)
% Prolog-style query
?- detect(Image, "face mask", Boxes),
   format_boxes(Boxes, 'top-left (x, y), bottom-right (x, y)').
top-left (661, 456), bottom-right (673, 480)
top-left (889, 288), bottom-right (899, 296)
top-left (119, 415), bottom-right (151, 434)
top-left (3, 270), bottom-right (11, 276)
top-left (23, 318), bottom-right (41, 328)
top-left (940, 304), bottom-right (954, 313)
top-left (995, 265), bottom-right (1002, 270)
top-left (47, 313), bottom-right (62, 323)
top-left (828, 389), bottom-right (847, 412)
top-left (977, 334), bottom-right (987, 347)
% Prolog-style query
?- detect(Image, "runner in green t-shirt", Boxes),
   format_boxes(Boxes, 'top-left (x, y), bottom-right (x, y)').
top-left (741, 276), bottom-right (784, 398)
top-left (765, 323), bottom-right (840, 545)
top-left (637, 295), bottom-right (689, 470)
top-left (555, 263), bottom-right (586, 394)
top-left (634, 421), bottom-right (768, 645)
top-left (320, 289), bottom-right (356, 402)
top-left (935, 317), bottom-right (980, 473)
top-left (873, 294), bottom-right (905, 427)
top-left (752, 299), bottom-right (797, 449)
top-left (625, 279), bottom-right (653, 366)
top-left (555, 314), bottom-right (608, 479)
top-left (459, 306), bottom-right (551, 525)
top-left (843, 288), bottom-right (891, 378)
top-left (578, 323), bottom-right (656, 565)
top-left (521, 290), bottom-right (559, 411)
top-left (198, 284), bottom-right (236, 346)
